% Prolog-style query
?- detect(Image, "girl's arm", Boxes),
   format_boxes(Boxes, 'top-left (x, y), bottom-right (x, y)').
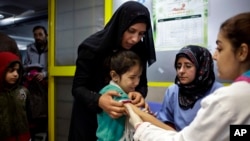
top-left (125, 103), bottom-right (175, 131)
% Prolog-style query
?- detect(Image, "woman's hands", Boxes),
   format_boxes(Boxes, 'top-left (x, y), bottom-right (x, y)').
top-left (98, 90), bottom-right (124, 119)
top-left (128, 91), bottom-right (149, 110)
top-left (98, 90), bottom-right (147, 119)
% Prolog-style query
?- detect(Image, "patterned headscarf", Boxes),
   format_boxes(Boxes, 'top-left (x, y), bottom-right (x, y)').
top-left (174, 45), bottom-right (215, 109)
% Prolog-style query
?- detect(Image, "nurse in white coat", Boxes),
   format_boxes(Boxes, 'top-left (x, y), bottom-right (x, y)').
top-left (125, 12), bottom-right (250, 141)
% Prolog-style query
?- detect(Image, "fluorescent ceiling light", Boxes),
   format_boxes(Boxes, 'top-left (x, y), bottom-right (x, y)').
top-left (0, 14), bottom-right (4, 19)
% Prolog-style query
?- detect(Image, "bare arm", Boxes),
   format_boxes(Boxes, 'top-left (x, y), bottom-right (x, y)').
top-left (125, 103), bottom-right (175, 131)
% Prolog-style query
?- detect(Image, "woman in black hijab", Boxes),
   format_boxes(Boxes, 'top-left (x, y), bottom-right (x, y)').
top-left (68, 1), bottom-right (156, 141)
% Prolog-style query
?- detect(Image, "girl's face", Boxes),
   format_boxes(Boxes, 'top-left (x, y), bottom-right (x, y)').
top-left (121, 23), bottom-right (146, 49)
top-left (213, 31), bottom-right (241, 80)
top-left (5, 63), bottom-right (20, 84)
top-left (114, 64), bottom-right (142, 93)
top-left (176, 57), bottom-right (196, 84)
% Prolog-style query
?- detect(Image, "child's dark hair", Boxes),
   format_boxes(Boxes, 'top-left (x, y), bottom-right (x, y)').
top-left (110, 50), bottom-right (142, 76)
top-left (8, 61), bottom-right (22, 74)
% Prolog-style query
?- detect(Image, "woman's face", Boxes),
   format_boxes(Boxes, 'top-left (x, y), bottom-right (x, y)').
top-left (213, 31), bottom-right (241, 80)
top-left (176, 57), bottom-right (196, 84)
top-left (121, 23), bottom-right (146, 49)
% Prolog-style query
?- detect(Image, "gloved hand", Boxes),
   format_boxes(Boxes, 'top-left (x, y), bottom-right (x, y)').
top-left (124, 103), bottom-right (143, 129)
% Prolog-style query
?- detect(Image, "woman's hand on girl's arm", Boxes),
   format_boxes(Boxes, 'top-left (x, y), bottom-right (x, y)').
top-left (98, 90), bottom-right (125, 119)
top-left (128, 91), bottom-right (145, 107)
top-left (128, 91), bottom-right (153, 114)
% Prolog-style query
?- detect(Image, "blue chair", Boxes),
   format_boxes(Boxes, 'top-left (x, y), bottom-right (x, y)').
top-left (147, 101), bottom-right (162, 115)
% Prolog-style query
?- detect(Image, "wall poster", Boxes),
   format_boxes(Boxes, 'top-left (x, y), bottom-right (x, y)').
top-left (113, 0), bottom-right (208, 51)
top-left (153, 0), bottom-right (208, 50)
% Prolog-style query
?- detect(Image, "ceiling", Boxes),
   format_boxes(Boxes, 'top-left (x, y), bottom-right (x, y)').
top-left (0, 0), bottom-right (48, 44)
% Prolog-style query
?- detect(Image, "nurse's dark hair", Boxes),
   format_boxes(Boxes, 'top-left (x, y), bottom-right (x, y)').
top-left (220, 12), bottom-right (250, 51)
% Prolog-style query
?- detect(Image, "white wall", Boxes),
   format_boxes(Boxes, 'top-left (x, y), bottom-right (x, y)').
top-left (208, 0), bottom-right (250, 52)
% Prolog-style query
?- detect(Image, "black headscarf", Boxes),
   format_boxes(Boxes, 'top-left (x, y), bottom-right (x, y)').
top-left (174, 45), bottom-right (215, 109)
top-left (79, 1), bottom-right (156, 66)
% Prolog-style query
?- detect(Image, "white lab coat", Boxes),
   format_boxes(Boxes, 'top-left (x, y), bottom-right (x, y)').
top-left (134, 81), bottom-right (250, 141)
